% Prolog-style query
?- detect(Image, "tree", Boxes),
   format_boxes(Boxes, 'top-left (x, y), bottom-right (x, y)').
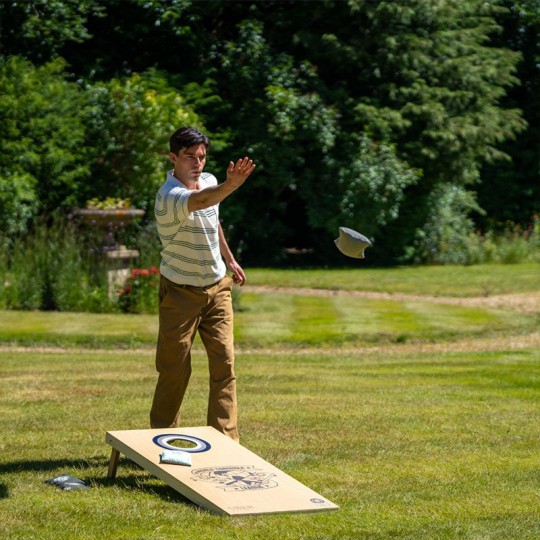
top-left (0, 0), bottom-right (528, 265)
top-left (410, 183), bottom-right (485, 265)
top-left (0, 0), bottom-right (105, 62)
top-left (0, 56), bottom-right (89, 235)
top-left (280, 0), bottom-right (525, 261)
top-left (81, 69), bottom-right (202, 212)
top-left (205, 19), bottom-right (342, 262)
top-left (478, 0), bottom-right (540, 228)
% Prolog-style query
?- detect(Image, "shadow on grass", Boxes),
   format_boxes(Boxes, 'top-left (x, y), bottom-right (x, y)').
top-left (0, 457), bottom-right (105, 475)
top-left (93, 472), bottom-right (198, 508)
top-left (0, 456), bottom-right (198, 509)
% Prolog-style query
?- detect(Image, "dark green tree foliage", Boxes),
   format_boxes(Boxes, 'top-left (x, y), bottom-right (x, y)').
top-left (81, 70), bottom-right (202, 212)
top-left (279, 0), bottom-right (525, 260)
top-left (0, 56), bottom-right (89, 235)
top-left (159, 0), bottom-right (527, 263)
top-left (209, 18), bottom-right (419, 261)
top-left (209, 19), bottom-right (342, 262)
top-left (0, 0), bottom-right (532, 264)
top-left (478, 0), bottom-right (540, 227)
top-left (0, 0), bottom-right (105, 61)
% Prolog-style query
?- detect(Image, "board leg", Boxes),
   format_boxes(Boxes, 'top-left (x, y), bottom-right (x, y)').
top-left (108, 447), bottom-right (121, 479)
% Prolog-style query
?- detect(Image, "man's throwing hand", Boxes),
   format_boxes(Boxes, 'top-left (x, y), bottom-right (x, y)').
top-left (226, 157), bottom-right (256, 189)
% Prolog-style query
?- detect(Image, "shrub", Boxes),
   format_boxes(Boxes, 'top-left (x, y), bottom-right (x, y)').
top-left (410, 184), bottom-right (485, 265)
top-left (334, 133), bottom-right (420, 237)
top-left (495, 231), bottom-right (531, 263)
top-left (2, 216), bottom-right (116, 312)
top-left (118, 267), bottom-right (160, 314)
top-left (409, 205), bottom-right (539, 265)
top-left (0, 215), bottom-right (244, 314)
top-left (82, 71), bottom-right (203, 214)
top-left (479, 216), bottom-right (540, 264)
top-left (0, 234), bottom-right (12, 308)
top-left (0, 56), bottom-right (89, 236)
top-left (125, 221), bottom-right (161, 269)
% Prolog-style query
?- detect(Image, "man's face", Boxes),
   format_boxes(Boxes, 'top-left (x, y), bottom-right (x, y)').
top-left (170, 143), bottom-right (207, 184)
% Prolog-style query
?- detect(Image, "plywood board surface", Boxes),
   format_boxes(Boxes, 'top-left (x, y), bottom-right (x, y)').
top-left (105, 426), bottom-right (339, 516)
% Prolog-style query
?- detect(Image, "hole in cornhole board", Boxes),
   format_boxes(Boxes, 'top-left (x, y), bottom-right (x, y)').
top-left (168, 439), bottom-right (198, 450)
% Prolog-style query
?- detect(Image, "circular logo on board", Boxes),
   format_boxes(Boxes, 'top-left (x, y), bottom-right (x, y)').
top-left (152, 434), bottom-right (211, 453)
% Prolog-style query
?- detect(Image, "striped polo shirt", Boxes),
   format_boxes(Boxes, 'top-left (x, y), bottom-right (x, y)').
top-left (155, 170), bottom-right (226, 287)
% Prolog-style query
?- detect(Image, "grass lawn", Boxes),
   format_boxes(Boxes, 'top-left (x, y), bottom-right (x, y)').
top-left (1, 263), bottom-right (539, 539)
top-left (0, 293), bottom-right (535, 349)
top-left (246, 263), bottom-right (540, 296)
top-left (1, 347), bottom-right (539, 539)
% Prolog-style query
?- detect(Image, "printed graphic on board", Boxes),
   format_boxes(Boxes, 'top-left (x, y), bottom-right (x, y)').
top-left (191, 466), bottom-right (278, 492)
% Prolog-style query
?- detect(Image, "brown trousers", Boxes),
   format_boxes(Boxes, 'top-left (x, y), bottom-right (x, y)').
top-left (149, 274), bottom-right (238, 442)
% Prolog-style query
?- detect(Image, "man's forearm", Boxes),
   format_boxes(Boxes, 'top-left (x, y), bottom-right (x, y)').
top-left (218, 223), bottom-right (235, 265)
top-left (188, 182), bottom-right (237, 213)
top-left (188, 157), bottom-right (255, 213)
top-left (218, 223), bottom-right (246, 285)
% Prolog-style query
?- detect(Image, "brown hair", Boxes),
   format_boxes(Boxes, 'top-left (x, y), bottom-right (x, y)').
top-left (169, 127), bottom-right (210, 155)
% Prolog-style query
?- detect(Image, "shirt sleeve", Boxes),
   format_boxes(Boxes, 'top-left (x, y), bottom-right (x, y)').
top-left (169, 186), bottom-right (192, 222)
top-left (155, 184), bottom-right (192, 227)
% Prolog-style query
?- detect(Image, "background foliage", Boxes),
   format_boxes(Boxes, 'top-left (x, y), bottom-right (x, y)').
top-left (0, 0), bottom-right (538, 267)
top-left (0, 56), bottom-right (89, 235)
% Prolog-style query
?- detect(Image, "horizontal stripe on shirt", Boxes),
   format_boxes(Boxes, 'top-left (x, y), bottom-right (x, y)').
top-left (155, 170), bottom-right (226, 287)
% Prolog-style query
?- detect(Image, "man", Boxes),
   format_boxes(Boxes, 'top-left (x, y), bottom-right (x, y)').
top-left (149, 126), bottom-right (256, 442)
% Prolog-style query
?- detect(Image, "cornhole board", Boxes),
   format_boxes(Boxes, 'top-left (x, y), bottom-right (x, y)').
top-left (105, 426), bottom-right (338, 516)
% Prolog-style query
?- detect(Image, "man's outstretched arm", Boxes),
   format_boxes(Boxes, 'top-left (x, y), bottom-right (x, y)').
top-left (188, 157), bottom-right (256, 213)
